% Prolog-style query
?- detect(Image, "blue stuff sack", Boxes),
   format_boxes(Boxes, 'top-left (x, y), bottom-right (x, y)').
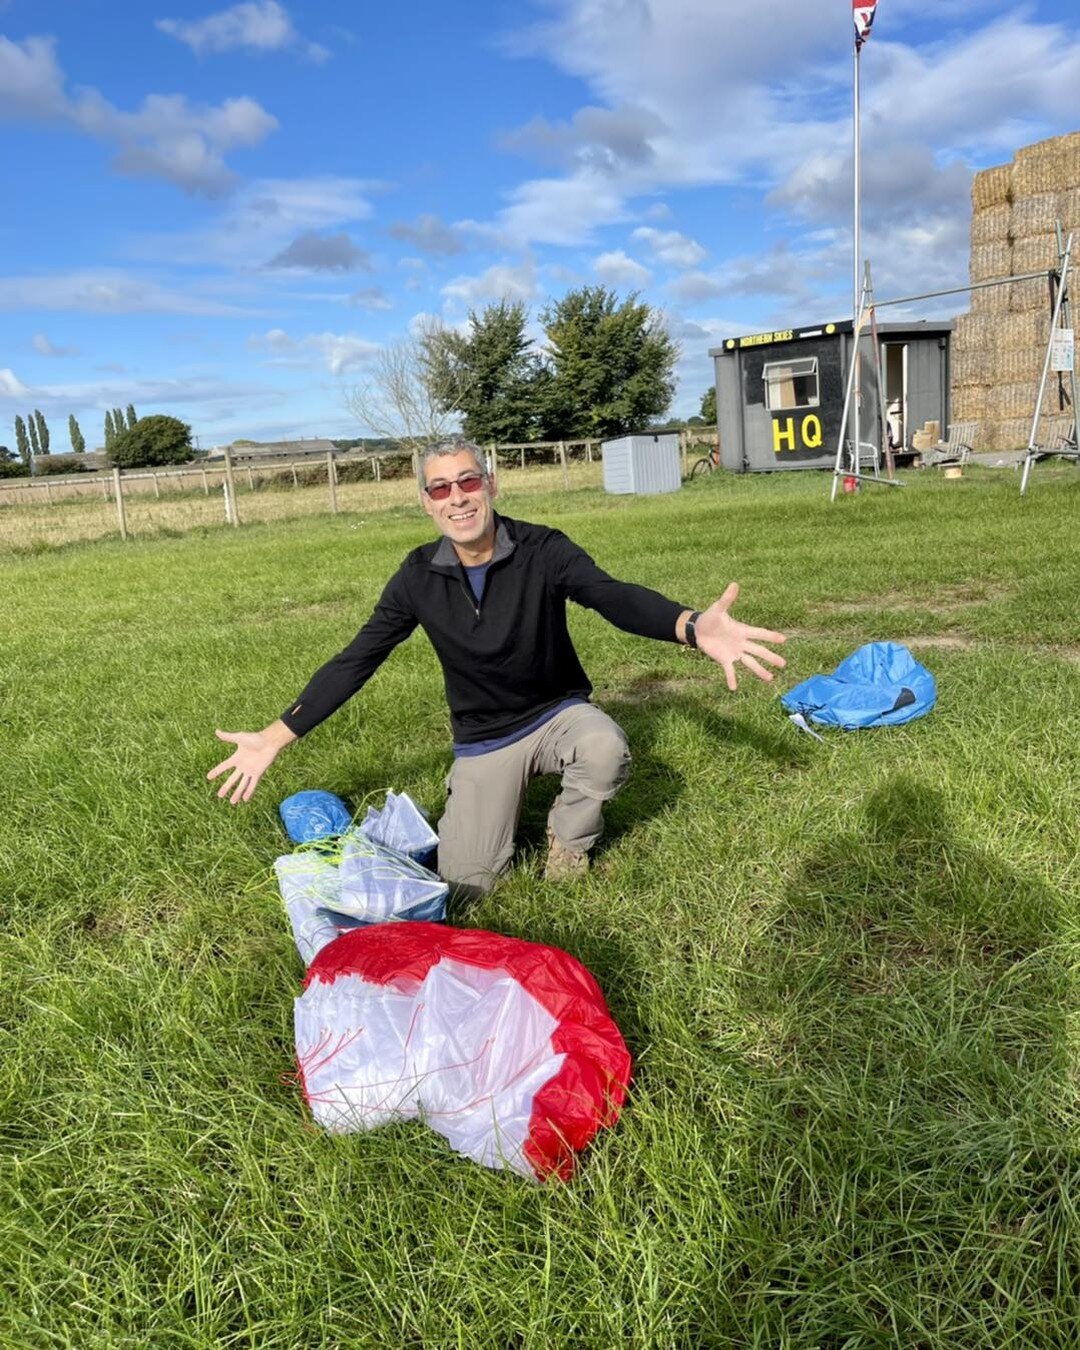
top-left (279, 789), bottom-right (352, 843)
top-left (781, 642), bottom-right (936, 731)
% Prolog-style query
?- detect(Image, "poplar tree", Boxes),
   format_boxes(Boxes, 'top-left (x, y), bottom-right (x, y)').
top-left (126, 403), bottom-right (138, 430)
top-left (28, 414), bottom-right (41, 458)
top-left (33, 409), bottom-right (50, 454)
top-left (69, 414), bottom-right (86, 454)
top-left (15, 415), bottom-right (30, 467)
top-left (104, 410), bottom-right (115, 448)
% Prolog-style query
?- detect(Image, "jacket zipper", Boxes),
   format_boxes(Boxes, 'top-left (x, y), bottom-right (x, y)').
top-left (458, 575), bottom-right (481, 620)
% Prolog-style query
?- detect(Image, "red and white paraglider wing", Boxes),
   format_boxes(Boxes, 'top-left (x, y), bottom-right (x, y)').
top-left (295, 922), bottom-right (631, 1180)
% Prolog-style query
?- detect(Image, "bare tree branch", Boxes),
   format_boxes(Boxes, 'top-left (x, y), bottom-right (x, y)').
top-left (345, 318), bottom-right (474, 469)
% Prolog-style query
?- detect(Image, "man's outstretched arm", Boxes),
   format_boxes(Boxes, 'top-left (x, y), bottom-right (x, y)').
top-left (553, 535), bottom-right (787, 689)
top-left (207, 720), bottom-right (298, 806)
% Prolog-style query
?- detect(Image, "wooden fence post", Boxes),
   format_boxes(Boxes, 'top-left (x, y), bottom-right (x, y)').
top-left (327, 450), bottom-right (338, 514)
top-left (44, 479), bottom-right (53, 505)
top-left (520, 446), bottom-right (525, 470)
top-left (223, 446), bottom-right (240, 526)
top-left (152, 471), bottom-right (160, 500)
top-left (200, 467), bottom-right (209, 495)
top-left (101, 475), bottom-right (109, 501)
top-left (112, 468), bottom-right (128, 541)
top-left (558, 440), bottom-right (569, 490)
top-left (679, 430), bottom-right (688, 477)
top-left (291, 462), bottom-right (299, 488)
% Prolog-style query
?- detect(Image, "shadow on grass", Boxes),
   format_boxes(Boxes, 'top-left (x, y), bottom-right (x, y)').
top-left (707, 775), bottom-right (1076, 1344)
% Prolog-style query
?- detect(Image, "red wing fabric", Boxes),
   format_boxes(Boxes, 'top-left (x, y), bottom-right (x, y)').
top-left (295, 921), bottom-right (632, 1180)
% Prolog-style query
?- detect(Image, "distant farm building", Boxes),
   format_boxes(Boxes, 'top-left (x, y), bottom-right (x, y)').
top-left (710, 320), bottom-right (952, 473)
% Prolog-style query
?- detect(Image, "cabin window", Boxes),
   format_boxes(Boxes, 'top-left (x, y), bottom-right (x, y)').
top-left (763, 357), bottom-right (820, 411)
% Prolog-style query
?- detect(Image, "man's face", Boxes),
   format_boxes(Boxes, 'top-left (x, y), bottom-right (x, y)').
top-left (421, 451), bottom-right (497, 548)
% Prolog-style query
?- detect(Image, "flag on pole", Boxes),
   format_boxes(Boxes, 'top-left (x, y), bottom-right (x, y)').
top-left (853, 0), bottom-right (877, 50)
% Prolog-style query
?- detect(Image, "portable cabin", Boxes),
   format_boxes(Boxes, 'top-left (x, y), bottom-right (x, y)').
top-left (709, 319), bottom-right (953, 472)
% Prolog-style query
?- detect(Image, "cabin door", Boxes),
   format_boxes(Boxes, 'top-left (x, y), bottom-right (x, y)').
top-left (883, 342), bottom-right (908, 451)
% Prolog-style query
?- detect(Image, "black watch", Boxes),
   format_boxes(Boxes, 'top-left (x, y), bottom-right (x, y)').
top-left (684, 611), bottom-right (701, 649)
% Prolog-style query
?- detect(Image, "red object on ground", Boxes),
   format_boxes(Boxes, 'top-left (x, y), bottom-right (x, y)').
top-left (298, 921), bottom-right (632, 1180)
top-left (843, 475), bottom-right (859, 493)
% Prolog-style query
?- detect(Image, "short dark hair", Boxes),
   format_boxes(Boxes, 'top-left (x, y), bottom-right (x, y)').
top-left (419, 438), bottom-right (486, 484)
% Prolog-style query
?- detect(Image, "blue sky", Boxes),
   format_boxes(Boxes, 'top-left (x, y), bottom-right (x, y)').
top-left (2, 0), bottom-right (1078, 449)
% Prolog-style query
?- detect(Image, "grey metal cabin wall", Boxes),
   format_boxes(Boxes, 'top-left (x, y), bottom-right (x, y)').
top-left (716, 356), bottom-right (744, 471)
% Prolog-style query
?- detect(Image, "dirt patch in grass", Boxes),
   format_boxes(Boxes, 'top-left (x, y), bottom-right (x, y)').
top-left (612, 671), bottom-right (718, 704)
top-left (898, 634), bottom-right (979, 651)
top-left (812, 582), bottom-right (1010, 617)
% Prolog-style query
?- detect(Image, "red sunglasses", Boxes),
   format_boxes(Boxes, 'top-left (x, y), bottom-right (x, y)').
top-left (424, 473), bottom-right (486, 502)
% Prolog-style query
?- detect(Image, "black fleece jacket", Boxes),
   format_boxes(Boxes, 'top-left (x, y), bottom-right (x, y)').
top-left (280, 514), bottom-right (687, 745)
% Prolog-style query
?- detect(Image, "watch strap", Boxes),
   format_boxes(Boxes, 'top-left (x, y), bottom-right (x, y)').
top-left (684, 610), bottom-right (701, 649)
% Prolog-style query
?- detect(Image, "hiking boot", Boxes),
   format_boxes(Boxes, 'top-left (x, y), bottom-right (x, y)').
top-left (544, 829), bottom-right (590, 881)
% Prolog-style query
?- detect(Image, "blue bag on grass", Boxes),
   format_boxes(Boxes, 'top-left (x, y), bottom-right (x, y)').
top-left (280, 789), bottom-right (352, 843)
top-left (781, 642), bottom-right (936, 731)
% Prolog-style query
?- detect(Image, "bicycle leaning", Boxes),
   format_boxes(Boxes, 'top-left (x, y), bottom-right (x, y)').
top-left (689, 443), bottom-right (721, 479)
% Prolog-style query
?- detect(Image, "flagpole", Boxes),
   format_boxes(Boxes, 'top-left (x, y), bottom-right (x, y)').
top-left (851, 32), bottom-right (861, 476)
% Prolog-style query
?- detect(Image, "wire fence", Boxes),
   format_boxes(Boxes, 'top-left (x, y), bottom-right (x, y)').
top-left (0, 433), bottom-right (719, 552)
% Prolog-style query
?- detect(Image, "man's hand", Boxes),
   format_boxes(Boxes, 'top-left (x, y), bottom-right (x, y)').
top-left (207, 720), bottom-right (296, 805)
top-left (688, 583), bottom-right (787, 691)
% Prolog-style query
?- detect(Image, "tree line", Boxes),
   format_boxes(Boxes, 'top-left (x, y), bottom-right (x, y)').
top-left (349, 285), bottom-right (681, 449)
top-left (2, 406), bottom-right (197, 476)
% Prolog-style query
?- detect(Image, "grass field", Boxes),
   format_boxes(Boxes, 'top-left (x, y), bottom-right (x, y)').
top-left (2, 466), bottom-right (1079, 1347)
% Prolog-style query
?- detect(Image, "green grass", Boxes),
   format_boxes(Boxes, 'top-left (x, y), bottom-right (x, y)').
top-left (2, 466), bottom-right (1080, 1347)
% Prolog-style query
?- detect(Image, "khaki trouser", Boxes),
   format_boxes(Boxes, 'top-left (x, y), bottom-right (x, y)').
top-left (437, 703), bottom-right (630, 895)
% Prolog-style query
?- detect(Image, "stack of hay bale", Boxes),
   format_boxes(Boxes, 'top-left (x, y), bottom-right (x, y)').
top-left (951, 131), bottom-right (1080, 451)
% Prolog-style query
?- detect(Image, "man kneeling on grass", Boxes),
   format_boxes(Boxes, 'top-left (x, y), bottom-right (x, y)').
top-left (208, 438), bottom-right (787, 894)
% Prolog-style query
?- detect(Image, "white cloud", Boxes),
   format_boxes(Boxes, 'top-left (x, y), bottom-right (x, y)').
top-left (264, 231), bottom-right (372, 272)
top-left (32, 333), bottom-right (80, 358)
top-left (389, 215), bottom-right (467, 256)
top-left (156, 1), bottom-right (330, 62)
top-left (500, 104), bottom-right (667, 173)
top-left (136, 176), bottom-right (379, 267)
top-left (0, 271), bottom-right (254, 315)
top-left (0, 34), bottom-right (277, 196)
top-left (349, 287), bottom-right (393, 311)
top-left (249, 328), bottom-right (380, 375)
top-left (593, 249), bottom-right (651, 288)
top-left (442, 259), bottom-right (539, 306)
top-left (632, 226), bottom-right (706, 268)
top-left (0, 369), bottom-right (30, 399)
top-left (494, 1), bottom-right (1080, 305)
top-left (0, 371), bottom-right (285, 421)
top-left (497, 175), bottom-right (628, 247)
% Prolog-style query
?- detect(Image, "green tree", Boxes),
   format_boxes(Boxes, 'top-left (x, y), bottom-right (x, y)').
top-left (33, 409), bottom-right (50, 454)
top-left (539, 286), bottom-right (678, 440)
top-left (125, 403), bottom-right (138, 430)
top-left (700, 385), bottom-right (717, 424)
top-left (14, 415), bottom-right (30, 467)
top-left (113, 407), bottom-right (126, 438)
top-left (69, 414), bottom-right (86, 454)
top-left (108, 414), bottom-right (193, 468)
top-left (422, 300), bottom-right (547, 445)
top-left (27, 413), bottom-right (41, 458)
top-left (104, 410), bottom-right (116, 449)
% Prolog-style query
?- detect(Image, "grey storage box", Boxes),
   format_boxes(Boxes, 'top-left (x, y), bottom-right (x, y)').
top-left (601, 434), bottom-right (681, 494)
